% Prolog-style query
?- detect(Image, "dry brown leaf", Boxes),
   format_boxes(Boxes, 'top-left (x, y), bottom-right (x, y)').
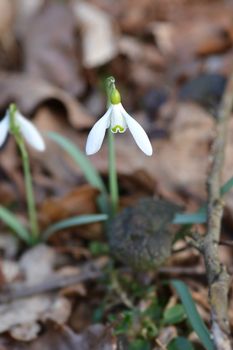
top-left (13, 0), bottom-right (45, 35)
top-left (196, 30), bottom-right (232, 56)
top-left (41, 297), bottom-right (71, 325)
top-left (71, 1), bottom-right (118, 68)
top-left (28, 324), bottom-right (115, 350)
top-left (119, 36), bottom-right (165, 69)
top-left (1, 260), bottom-right (20, 284)
top-left (156, 326), bottom-right (177, 349)
top-left (0, 183), bottom-right (16, 206)
top-left (0, 324), bottom-right (115, 349)
top-left (0, 234), bottom-right (19, 259)
top-left (154, 102), bottom-right (214, 198)
top-left (19, 245), bottom-right (57, 284)
top-left (0, 245), bottom-right (73, 341)
top-left (10, 322), bottom-right (41, 342)
top-left (0, 73), bottom-right (92, 129)
top-left (0, 295), bottom-right (70, 335)
top-left (0, 0), bottom-right (14, 44)
top-left (39, 185), bottom-right (99, 228)
top-left (21, 1), bottom-right (85, 96)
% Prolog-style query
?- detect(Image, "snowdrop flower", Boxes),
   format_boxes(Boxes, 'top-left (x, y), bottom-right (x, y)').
top-left (86, 87), bottom-right (153, 156)
top-left (0, 108), bottom-right (45, 151)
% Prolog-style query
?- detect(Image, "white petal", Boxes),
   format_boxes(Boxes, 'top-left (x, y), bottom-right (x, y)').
top-left (110, 104), bottom-right (127, 133)
top-left (85, 107), bottom-right (111, 155)
top-left (0, 113), bottom-right (9, 147)
top-left (15, 112), bottom-right (45, 151)
top-left (120, 105), bottom-right (153, 156)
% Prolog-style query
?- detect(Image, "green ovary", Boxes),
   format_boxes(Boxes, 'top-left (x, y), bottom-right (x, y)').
top-left (111, 125), bottom-right (125, 133)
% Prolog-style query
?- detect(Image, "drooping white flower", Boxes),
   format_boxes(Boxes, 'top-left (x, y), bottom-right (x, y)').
top-left (86, 88), bottom-right (153, 156)
top-left (0, 109), bottom-right (45, 151)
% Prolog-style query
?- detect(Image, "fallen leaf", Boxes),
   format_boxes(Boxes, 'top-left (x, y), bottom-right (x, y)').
top-left (0, 73), bottom-right (92, 129)
top-left (0, 324), bottom-right (115, 349)
top-left (39, 185), bottom-right (99, 229)
top-left (196, 29), bottom-right (232, 56)
top-left (71, 1), bottom-right (118, 68)
top-left (28, 323), bottom-right (115, 350)
top-left (119, 36), bottom-right (164, 69)
top-left (0, 245), bottom-right (73, 341)
top-left (13, 0), bottom-right (45, 36)
top-left (19, 245), bottom-right (57, 284)
top-left (0, 295), bottom-right (70, 335)
top-left (41, 297), bottom-right (71, 325)
top-left (1, 260), bottom-right (20, 284)
top-left (10, 323), bottom-right (41, 342)
top-left (0, 0), bottom-right (14, 45)
top-left (0, 234), bottom-right (19, 259)
top-left (22, 1), bottom-right (85, 96)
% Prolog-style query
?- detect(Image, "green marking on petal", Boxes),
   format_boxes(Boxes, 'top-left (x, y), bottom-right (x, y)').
top-left (111, 125), bottom-right (125, 133)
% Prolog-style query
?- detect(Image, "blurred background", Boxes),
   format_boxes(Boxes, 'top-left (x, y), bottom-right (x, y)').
top-left (1, 0), bottom-right (233, 208)
top-left (1, 0), bottom-right (233, 348)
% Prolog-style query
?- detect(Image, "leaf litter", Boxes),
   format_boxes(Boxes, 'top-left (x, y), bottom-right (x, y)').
top-left (0, 0), bottom-right (233, 349)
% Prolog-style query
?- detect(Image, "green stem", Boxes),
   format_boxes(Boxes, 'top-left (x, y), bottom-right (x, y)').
top-left (9, 104), bottom-right (39, 243)
top-left (106, 77), bottom-right (119, 216)
top-left (17, 139), bottom-right (39, 242)
top-left (108, 129), bottom-right (119, 216)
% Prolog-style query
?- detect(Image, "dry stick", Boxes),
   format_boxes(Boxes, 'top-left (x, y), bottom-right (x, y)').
top-left (0, 262), bottom-right (102, 303)
top-left (201, 73), bottom-right (233, 350)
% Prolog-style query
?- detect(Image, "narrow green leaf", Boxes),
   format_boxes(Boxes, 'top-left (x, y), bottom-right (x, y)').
top-left (173, 176), bottom-right (233, 226)
top-left (0, 206), bottom-right (31, 243)
top-left (168, 337), bottom-right (194, 350)
top-left (47, 132), bottom-right (106, 192)
top-left (47, 132), bottom-right (109, 214)
top-left (173, 210), bottom-right (207, 224)
top-left (42, 214), bottom-right (108, 240)
top-left (171, 280), bottom-right (214, 350)
top-left (220, 176), bottom-right (233, 196)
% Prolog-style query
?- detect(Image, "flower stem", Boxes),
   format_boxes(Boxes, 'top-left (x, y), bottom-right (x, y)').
top-left (106, 76), bottom-right (119, 216)
top-left (9, 104), bottom-right (39, 243)
top-left (108, 128), bottom-right (119, 216)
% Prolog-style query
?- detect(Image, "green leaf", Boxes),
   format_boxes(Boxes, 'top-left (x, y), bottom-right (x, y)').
top-left (42, 214), bottom-right (108, 240)
top-left (142, 318), bottom-right (158, 338)
top-left (92, 303), bottom-right (105, 323)
top-left (143, 300), bottom-right (162, 322)
top-left (114, 311), bottom-right (134, 335)
top-left (0, 206), bottom-right (31, 244)
top-left (89, 241), bottom-right (109, 256)
top-left (171, 280), bottom-right (214, 350)
top-left (128, 339), bottom-right (151, 350)
top-left (173, 210), bottom-right (207, 224)
top-left (220, 176), bottom-right (233, 196)
top-left (168, 337), bottom-right (194, 350)
top-left (163, 304), bottom-right (186, 325)
top-left (47, 132), bottom-right (109, 214)
top-left (173, 176), bottom-right (233, 225)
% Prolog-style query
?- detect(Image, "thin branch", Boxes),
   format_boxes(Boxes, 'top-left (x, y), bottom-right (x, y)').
top-left (201, 72), bottom-right (233, 349)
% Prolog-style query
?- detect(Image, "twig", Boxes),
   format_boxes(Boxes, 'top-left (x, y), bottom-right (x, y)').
top-left (200, 73), bottom-right (233, 349)
top-left (111, 271), bottom-right (134, 309)
top-left (158, 266), bottom-right (205, 276)
top-left (0, 262), bottom-right (102, 303)
top-left (155, 338), bottom-right (167, 350)
top-left (216, 239), bottom-right (233, 247)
